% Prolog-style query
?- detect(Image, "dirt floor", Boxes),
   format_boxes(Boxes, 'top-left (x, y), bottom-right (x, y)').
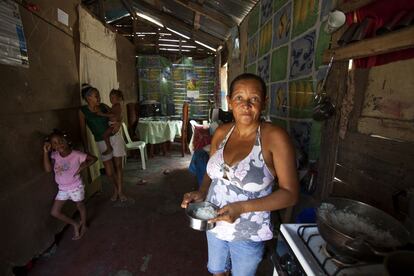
top-left (27, 147), bottom-right (275, 276)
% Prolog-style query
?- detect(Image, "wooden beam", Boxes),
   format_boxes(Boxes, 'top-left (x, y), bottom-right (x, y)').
top-left (131, 0), bottom-right (223, 47)
top-left (336, 0), bottom-right (376, 13)
top-left (316, 61), bottom-right (349, 200)
top-left (97, 0), bottom-right (106, 21)
top-left (132, 18), bottom-right (139, 49)
top-left (120, 0), bottom-right (138, 20)
top-left (323, 26), bottom-right (414, 63)
top-left (172, 0), bottom-right (235, 28)
top-left (194, 12), bottom-right (201, 30)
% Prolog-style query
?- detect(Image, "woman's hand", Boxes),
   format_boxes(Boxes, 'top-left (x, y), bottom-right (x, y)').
top-left (43, 142), bottom-right (51, 153)
top-left (74, 155), bottom-right (97, 177)
top-left (112, 121), bottom-right (121, 133)
top-left (209, 202), bottom-right (244, 224)
top-left (181, 191), bottom-right (206, 208)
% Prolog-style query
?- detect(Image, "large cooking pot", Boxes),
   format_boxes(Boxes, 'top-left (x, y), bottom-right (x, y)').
top-left (316, 197), bottom-right (411, 261)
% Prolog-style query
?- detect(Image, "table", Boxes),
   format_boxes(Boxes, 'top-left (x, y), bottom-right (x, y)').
top-left (136, 117), bottom-right (182, 156)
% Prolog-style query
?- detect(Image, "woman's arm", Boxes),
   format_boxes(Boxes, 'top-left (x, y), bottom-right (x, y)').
top-left (96, 112), bottom-right (114, 118)
top-left (43, 143), bottom-right (53, 172)
top-left (211, 127), bottom-right (299, 223)
top-left (181, 124), bottom-right (229, 208)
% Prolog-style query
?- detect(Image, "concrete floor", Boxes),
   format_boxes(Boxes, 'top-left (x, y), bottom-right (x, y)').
top-left (28, 147), bottom-right (275, 276)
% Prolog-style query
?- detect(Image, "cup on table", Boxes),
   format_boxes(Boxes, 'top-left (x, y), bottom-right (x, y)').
top-left (324, 10), bottom-right (346, 34)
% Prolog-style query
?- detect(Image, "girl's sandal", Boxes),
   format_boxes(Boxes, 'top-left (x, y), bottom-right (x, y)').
top-left (119, 194), bottom-right (128, 202)
top-left (110, 193), bottom-right (118, 202)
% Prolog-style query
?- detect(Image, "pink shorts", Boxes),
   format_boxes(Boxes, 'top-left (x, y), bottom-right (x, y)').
top-left (55, 185), bottom-right (85, 202)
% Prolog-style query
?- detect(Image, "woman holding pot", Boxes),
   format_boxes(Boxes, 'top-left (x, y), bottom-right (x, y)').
top-left (181, 73), bottom-right (299, 276)
top-left (79, 84), bottom-right (127, 202)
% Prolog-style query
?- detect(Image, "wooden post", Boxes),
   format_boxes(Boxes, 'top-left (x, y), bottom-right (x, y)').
top-left (215, 51), bottom-right (221, 108)
top-left (316, 61), bottom-right (349, 200)
top-left (97, 0), bottom-right (105, 22)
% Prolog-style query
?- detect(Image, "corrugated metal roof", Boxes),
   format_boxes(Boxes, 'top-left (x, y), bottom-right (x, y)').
top-left (83, 0), bottom-right (259, 57)
top-left (203, 0), bottom-right (258, 24)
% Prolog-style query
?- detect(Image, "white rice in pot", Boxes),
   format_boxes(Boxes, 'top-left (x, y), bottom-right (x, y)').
top-left (194, 206), bottom-right (217, 220)
top-left (319, 203), bottom-right (401, 248)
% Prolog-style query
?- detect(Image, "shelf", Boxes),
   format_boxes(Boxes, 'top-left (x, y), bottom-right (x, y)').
top-left (336, 0), bottom-right (376, 13)
top-left (323, 25), bottom-right (414, 63)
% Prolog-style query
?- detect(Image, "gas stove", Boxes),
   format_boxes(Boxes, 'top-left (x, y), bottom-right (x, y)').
top-left (272, 224), bottom-right (387, 276)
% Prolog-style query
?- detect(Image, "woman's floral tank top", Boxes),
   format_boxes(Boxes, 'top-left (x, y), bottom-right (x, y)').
top-left (206, 125), bottom-right (277, 242)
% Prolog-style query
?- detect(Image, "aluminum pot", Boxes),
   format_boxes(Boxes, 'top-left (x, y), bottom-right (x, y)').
top-left (185, 202), bottom-right (218, 231)
top-left (316, 197), bottom-right (411, 261)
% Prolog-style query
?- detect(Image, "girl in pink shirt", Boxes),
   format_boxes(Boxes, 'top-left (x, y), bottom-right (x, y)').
top-left (43, 130), bottom-right (97, 240)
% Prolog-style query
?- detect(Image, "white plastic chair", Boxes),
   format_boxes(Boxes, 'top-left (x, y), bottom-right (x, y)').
top-left (121, 122), bottom-right (147, 170)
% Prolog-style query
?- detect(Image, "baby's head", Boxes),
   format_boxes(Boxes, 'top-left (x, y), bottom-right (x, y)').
top-left (110, 89), bottom-right (124, 105)
top-left (46, 129), bottom-right (72, 154)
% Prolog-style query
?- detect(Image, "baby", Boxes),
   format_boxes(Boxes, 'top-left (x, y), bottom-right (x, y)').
top-left (97, 89), bottom-right (124, 155)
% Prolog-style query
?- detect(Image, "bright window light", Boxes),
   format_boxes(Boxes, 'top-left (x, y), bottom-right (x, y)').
top-left (160, 48), bottom-right (191, 52)
top-left (166, 27), bottom-right (190, 39)
top-left (195, 40), bottom-right (216, 52)
top-left (136, 12), bottom-right (164, 28)
top-left (159, 43), bottom-right (179, 47)
top-left (160, 48), bottom-right (179, 51)
top-left (136, 32), bottom-right (156, 35)
top-left (158, 44), bottom-right (196, 49)
top-left (348, 59), bottom-right (353, 71)
top-left (159, 38), bottom-right (180, 42)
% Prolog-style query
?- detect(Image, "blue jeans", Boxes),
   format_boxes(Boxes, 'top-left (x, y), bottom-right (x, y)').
top-left (206, 231), bottom-right (265, 276)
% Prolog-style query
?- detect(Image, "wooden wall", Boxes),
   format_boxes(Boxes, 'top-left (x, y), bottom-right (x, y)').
top-left (0, 2), bottom-right (137, 274)
top-left (318, 59), bottom-right (414, 216)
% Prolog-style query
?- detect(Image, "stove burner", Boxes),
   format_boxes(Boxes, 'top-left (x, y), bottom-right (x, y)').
top-left (323, 244), bottom-right (358, 266)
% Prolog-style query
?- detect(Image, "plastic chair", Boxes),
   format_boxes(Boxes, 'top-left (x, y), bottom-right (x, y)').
top-left (121, 122), bottom-right (147, 170)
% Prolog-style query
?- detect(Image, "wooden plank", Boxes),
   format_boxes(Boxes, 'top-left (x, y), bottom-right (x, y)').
top-left (194, 12), bottom-right (201, 30)
top-left (333, 163), bottom-right (414, 219)
top-left (323, 26), bottom-right (414, 63)
top-left (357, 117), bottom-right (414, 142)
top-left (336, 0), bottom-right (376, 13)
top-left (337, 146), bottom-right (411, 191)
top-left (338, 131), bottom-right (414, 171)
top-left (347, 67), bottom-right (369, 131)
top-left (334, 130), bottom-right (414, 213)
top-left (97, 0), bottom-right (106, 21)
top-left (173, 0), bottom-right (235, 28)
top-left (316, 61), bottom-right (349, 200)
top-left (332, 165), bottom-right (397, 214)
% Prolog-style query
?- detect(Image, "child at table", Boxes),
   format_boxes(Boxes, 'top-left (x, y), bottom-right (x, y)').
top-left (43, 129), bottom-right (97, 240)
top-left (97, 89), bottom-right (124, 155)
